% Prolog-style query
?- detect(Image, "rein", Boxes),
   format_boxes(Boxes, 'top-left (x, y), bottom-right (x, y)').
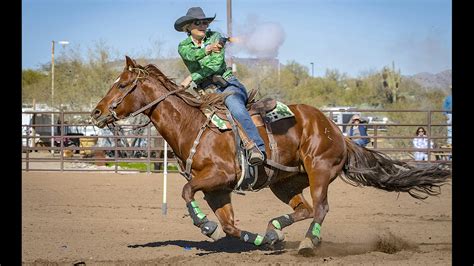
top-left (130, 87), bottom-right (187, 117)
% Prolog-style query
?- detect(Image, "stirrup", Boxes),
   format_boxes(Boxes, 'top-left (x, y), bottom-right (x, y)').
top-left (247, 147), bottom-right (265, 166)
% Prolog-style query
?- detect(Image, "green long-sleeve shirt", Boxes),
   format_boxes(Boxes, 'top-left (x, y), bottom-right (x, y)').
top-left (178, 30), bottom-right (233, 84)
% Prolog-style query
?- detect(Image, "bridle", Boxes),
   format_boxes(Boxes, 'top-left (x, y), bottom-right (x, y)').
top-left (106, 66), bottom-right (186, 130)
top-left (108, 67), bottom-right (147, 120)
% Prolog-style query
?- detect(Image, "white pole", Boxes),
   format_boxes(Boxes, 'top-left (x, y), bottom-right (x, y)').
top-left (162, 139), bottom-right (168, 215)
top-left (277, 58), bottom-right (280, 83)
top-left (50, 40), bottom-right (69, 155)
top-left (51, 40), bottom-right (55, 154)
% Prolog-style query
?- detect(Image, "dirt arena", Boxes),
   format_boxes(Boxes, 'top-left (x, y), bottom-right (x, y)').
top-left (22, 171), bottom-right (452, 265)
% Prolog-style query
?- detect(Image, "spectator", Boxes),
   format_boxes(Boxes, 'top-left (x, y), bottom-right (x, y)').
top-left (27, 127), bottom-right (41, 152)
top-left (443, 85), bottom-right (452, 145)
top-left (346, 114), bottom-right (370, 147)
top-left (412, 127), bottom-right (434, 161)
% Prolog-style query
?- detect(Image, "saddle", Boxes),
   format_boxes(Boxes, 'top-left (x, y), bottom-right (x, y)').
top-left (249, 98), bottom-right (277, 115)
top-left (176, 90), bottom-right (301, 193)
top-left (202, 95), bottom-right (300, 192)
top-left (205, 98), bottom-right (282, 131)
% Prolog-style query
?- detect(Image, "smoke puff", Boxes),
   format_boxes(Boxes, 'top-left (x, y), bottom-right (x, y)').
top-left (243, 23), bottom-right (285, 58)
top-left (232, 18), bottom-right (286, 58)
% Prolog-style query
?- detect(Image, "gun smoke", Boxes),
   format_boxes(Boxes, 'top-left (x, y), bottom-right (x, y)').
top-left (228, 16), bottom-right (286, 58)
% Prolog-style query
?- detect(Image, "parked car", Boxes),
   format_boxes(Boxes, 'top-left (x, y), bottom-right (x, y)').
top-left (30, 113), bottom-right (54, 147)
top-left (323, 106), bottom-right (361, 133)
top-left (364, 116), bottom-right (393, 132)
top-left (54, 124), bottom-right (84, 152)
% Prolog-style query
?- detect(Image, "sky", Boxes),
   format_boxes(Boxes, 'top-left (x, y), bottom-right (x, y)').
top-left (22, 0), bottom-right (452, 77)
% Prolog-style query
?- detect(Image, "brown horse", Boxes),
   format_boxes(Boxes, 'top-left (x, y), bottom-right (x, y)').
top-left (91, 56), bottom-right (450, 255)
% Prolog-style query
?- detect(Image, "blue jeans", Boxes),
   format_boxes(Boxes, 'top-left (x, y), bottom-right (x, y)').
top-left (414, 152), bottom-right (428, 161)
top-left (216, 77), bottom-right (266, 152)
top-left (353, 139), bottom-right (368, 147)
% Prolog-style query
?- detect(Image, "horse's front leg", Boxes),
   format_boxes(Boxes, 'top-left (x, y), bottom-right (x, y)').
top-left (182, 177), bottom-right (272, 246)
top-left (204, 190), bottom-right (274, 247)
top-left (181, 178), bottom-right (226, 241)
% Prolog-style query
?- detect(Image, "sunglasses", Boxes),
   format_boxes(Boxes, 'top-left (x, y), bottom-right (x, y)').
top-left (193, 20), bottom-right (210, 26)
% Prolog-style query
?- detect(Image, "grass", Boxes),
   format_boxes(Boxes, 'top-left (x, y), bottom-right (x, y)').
top-left (105, 162), bottom-right (179, 172)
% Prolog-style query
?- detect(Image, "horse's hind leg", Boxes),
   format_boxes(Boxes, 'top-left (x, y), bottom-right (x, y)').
top-left (265, 174), bottom-right (313, 245)
top-left (297, 161), bottom-right (333, 255)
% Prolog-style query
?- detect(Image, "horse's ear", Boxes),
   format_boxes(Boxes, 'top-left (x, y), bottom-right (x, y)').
top-left (125, 55), bottom-right (136, 70)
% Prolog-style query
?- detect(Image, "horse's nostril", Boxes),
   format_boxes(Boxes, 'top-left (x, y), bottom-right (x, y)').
top-left (92, 109), bottom-right (102, 119)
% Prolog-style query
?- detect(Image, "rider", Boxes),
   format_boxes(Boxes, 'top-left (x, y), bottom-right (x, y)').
top-left (174, 6), bottom-right (266, 166)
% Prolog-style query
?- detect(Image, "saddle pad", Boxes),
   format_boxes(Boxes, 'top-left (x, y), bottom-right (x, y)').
top-left (265, 101), bottom-right (294, 123)
top-left (206, 101), bottom-right (294, 130)
top-left (211, 114), bottom-right (230, 130)
top-left (202, 108), bottom-right (232, 130)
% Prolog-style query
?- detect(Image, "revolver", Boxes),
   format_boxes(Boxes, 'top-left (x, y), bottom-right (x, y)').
top-left (218, 37), bottom-right (230, 47)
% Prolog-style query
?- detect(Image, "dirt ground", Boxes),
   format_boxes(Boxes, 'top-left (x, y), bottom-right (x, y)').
top-left (22, 171), bottom-right (452, 265)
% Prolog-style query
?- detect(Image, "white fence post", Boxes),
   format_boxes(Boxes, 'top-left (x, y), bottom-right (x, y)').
top-left (162, 139), bottom-right (168, 215)
top-left (51, 112), bottom-right (55, 154)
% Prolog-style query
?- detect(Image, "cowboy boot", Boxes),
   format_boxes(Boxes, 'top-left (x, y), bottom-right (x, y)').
top-left (248, 146), bottom-right (266, 166)
top-left (235, 121), bottom-right (266, 166)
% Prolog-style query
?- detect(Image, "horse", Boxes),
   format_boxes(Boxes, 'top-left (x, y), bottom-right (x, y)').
top-left (91, 56), bottom-right (450, 255)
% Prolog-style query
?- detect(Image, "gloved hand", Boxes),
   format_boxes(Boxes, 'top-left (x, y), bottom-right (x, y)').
top-left (205, 43), bottom-right (222, 54)
top-left (180, 75), bottom-right (193, 89)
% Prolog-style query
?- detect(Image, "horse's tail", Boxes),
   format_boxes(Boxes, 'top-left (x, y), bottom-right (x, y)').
top-left (341, 137), bottom-right (451, 199)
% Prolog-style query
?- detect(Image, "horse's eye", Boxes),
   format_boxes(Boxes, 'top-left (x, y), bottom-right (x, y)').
top-left (118, 82), bottom-right (127, 90)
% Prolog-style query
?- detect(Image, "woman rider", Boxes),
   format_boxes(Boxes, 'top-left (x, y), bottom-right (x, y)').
top-left (174, 7), bottom-right (266, 166)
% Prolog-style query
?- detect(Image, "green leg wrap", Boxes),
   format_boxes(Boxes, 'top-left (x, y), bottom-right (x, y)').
top-left (270, 214), bottom-right (294, 230)
top-left (240, 230), bottom-right (265, 246)
top-left (305, 221), bottom-right (321, 245)
top-left (186, 200), bottom-right (208, 226)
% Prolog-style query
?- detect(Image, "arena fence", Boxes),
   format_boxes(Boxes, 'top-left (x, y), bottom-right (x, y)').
top-left (21, 109), bottom-right (452, 173)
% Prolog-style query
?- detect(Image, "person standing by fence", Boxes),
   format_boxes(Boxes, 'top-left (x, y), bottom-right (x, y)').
top-left (443, 85), bottom-right (452, 145)
top-left (346, 114), bottom-right (370, 147)
top-left (413, 127), bottom-right (434, 161)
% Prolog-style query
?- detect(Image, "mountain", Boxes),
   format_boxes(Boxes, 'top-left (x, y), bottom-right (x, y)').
top-left (406, 70), bottom-right (451, 90)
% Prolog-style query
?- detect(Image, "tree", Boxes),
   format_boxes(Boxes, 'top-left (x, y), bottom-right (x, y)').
top-left (280, 60), bottom-right (310, 89)
top-left (21, 42), bottom-right (448, 123)
top-left (22, 69), bottom-right (47, 87)
top-left (381, 62), bottom-right (402, 104)
top-left (22, 69), bottom-right (49, 104)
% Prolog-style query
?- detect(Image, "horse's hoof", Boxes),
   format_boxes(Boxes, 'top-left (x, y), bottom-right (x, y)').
top-left (200, 221), bottom-right (217, 237)
top-left (274, 229), bottom-right (285, 241)
top-left (298, 237), bottom-right (315, 256)
top-left (264, 229), bottom-right (285, 246)
top-left (209, 224), bottom-right (225, 241)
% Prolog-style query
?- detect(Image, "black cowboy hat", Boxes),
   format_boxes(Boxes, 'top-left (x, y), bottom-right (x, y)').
top-left (174, 7), bottom-right (216, 32)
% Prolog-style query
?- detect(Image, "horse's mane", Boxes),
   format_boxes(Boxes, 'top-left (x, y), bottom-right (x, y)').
top-left (140, 64), bottom-right (229, 112)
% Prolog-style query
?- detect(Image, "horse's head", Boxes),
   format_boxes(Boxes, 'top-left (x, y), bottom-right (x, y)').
top-left (91, 56), bottom-right (149, 128)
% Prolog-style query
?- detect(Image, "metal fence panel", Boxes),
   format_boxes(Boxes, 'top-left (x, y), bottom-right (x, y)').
top-left (22, 110), bottom-right (452, 173)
